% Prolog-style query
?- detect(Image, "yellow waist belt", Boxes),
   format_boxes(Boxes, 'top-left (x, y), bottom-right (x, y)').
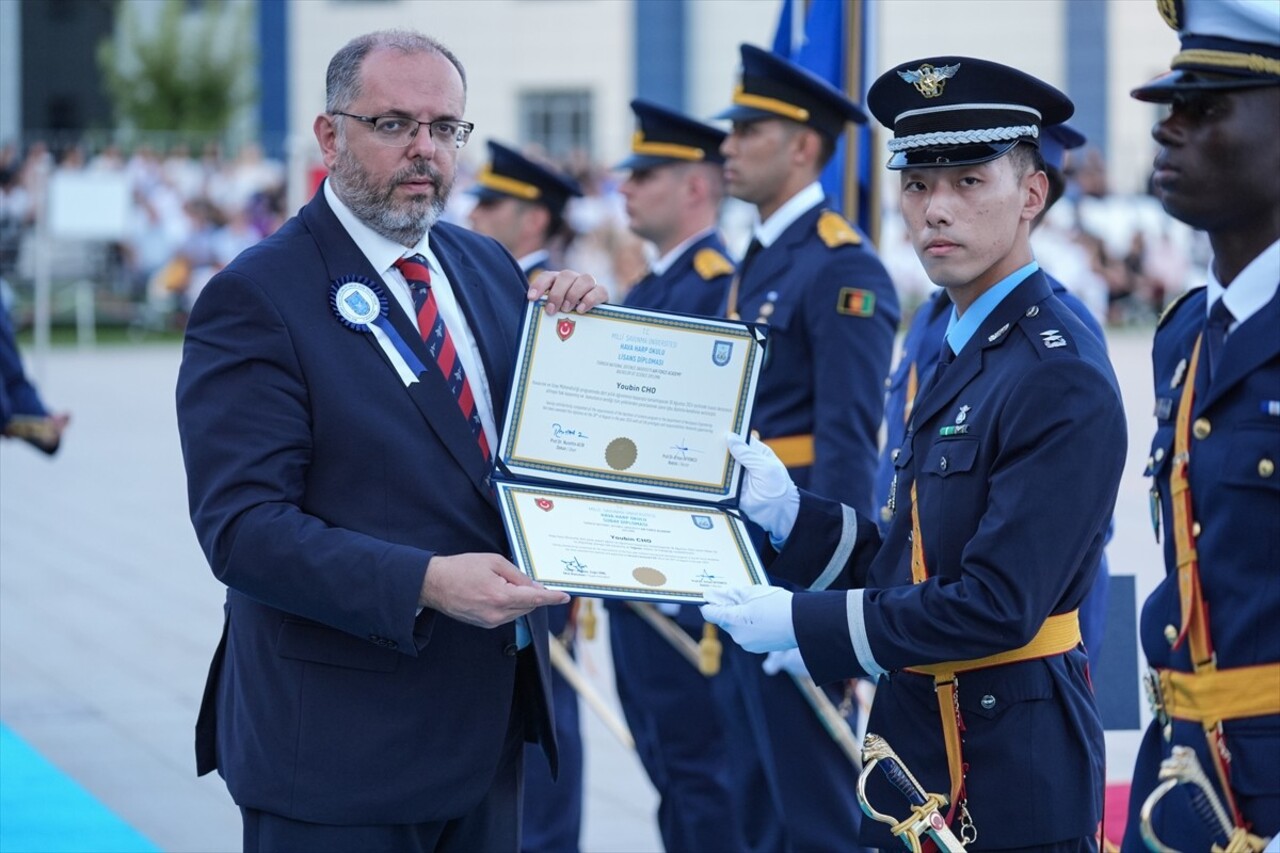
top-left (904, 610), bottom-right (1081, 829)
top-left (1157, 663), bottom-right (1280, 723)
top-left (763, 434), bottom-right (814, 468)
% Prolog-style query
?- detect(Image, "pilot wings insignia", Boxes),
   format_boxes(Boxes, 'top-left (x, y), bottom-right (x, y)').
top-left (899, 63), bottom-right (961, 98)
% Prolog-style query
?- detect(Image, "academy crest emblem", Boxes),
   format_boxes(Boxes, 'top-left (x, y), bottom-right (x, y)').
top-left (898, 62), bottom-right (961, 98)
top-left (712, 340), bottom-right (733, 366)
top-left (691, 515), bottom-right (713, 530)
top-left (556, 318), bottom-right (576, 341)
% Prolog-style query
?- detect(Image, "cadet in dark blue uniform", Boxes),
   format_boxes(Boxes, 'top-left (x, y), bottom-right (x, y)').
top-left (709, 44), bottom-right (900, 852)
top-left (604, 99), bottom-right (760, 852)
top-left (469, 140), bottom-right (582, 283)
top-left (617, 99), bottom-right (734, 317)
top-left (705, 58), bottom-right (1127, 851)
top-left (874, 122), bottom-right (1113, 661)
top-left (1122, 2), bottom-right (1280, 849)
top-left (467, 139), bottom-right (585, 853)
top-left (0, 302), bottom-right (68, 454)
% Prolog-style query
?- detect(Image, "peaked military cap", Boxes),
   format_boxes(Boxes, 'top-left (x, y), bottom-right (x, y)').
top-left (469, 141), bottom-right (582, 217)
top-left (715, 43), bottom-right (867, 138)
top-left (1041, 122), bottom-right (1085, 172)
top-left (1131, 0), bottom-right (1280, 101)
top-left (867, 56), bottom-right (1073, 170)
top-left (615, 99), bottom-right (727, 171)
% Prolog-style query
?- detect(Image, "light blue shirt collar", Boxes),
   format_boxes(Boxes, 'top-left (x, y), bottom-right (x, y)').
top-left (945, 261), bottom-right (1039, 355)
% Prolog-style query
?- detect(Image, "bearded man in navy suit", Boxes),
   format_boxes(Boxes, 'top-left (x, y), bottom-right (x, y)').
top-left (176, 30), bottom-right (605, 852)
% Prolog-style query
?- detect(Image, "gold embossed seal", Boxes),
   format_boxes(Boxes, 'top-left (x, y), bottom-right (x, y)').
top-left (606, 437), bottom-right (638, 470)
top-left (632, 567), bottom-right (668, 587)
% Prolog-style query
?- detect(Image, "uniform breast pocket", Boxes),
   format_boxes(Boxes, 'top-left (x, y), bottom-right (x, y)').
top-left (922, 438), bottom-right (978, 478)
top-left (1220, 423), bottom-right (1280, 494)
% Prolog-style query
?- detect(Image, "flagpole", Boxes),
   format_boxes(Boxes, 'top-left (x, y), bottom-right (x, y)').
top-left (842, 0), bottom-right (862, 227)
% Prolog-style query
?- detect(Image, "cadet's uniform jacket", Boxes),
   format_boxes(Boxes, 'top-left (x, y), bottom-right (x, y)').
top-left (624, 232), bottom-right (733, 319)
top-left (1124, 278), bottom-right (1280, 849)
top-left (769, 272), bottom-right (1126, 848)
top-left (730, 195), bottom-right (898, 513)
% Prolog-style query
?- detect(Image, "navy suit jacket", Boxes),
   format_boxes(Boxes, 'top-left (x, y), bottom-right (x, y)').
top-left (769, 272), bottom-right (1126, 847)
top-left (732, 204), bottom-right (898, 514)
top-left (177, 187), bottom-right (556, 825)
top-left (1127, 285), bottom-right (1280, 846)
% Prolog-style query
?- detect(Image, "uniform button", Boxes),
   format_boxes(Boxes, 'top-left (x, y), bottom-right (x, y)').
top-left (880, 505), bottom-right (893, 523)
top-left (1164, 624), bottom-right (1178, 644)
top-left (891, 448), bottom-right (901, 461)
top-left (1192, 521), bottom-right (1202, 537)
top-left (1260, 458), bottom-right (1275, 478)
top-left (980, 694), bottom-right (996, 710)
top-left (503, 643), bottom-right (519, 657)
top-left (1025, 306), bottom-right (1039, 318)
top-left (1192, 418), bottom-right (1211, 439)
top-left (939, 456), bottom-right (948, 471)
top-left (884, 376), bottom-right (892, 389)
top-left (1154, 447), bottom-right (1165, 463)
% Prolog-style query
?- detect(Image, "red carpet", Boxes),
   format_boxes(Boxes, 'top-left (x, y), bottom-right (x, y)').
top-left (1103, 782), bottom-right (1131, 847)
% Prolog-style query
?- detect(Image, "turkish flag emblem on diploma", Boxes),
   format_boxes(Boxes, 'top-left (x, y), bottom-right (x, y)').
top-left (556, 318), bottom-right (575, 341)
top-left (535, 498), bottom-right (555, 512)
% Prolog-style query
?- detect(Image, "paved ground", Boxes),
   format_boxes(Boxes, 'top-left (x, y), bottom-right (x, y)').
top-left (0, 329), bottom-right (1165, 851)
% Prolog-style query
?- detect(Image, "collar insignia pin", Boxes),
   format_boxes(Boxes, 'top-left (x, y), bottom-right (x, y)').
top-left (956, 405), bottom-right (970, 425)
top-left (1170, 358), bottom-right (1187, 389)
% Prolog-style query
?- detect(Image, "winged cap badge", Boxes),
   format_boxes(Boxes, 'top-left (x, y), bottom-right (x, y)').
top-left (898, 62), bottom-right (961, 98)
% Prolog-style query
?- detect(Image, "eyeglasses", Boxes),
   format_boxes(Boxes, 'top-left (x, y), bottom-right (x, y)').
top-left (332, 112), bottom-right (475, 149)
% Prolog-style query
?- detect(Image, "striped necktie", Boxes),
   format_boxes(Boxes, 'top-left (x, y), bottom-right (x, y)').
top-left (394, 254), bottom-right (490, 461)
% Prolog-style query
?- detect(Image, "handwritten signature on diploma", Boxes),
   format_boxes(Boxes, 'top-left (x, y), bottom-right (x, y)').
top-left (552, 423), bottom-right (589, 439)
top-left (693, 569), bottom-right (719, 584)
top-left (562, 557), bottom-right (588, 573)
top-left (670, 439), bottom-right (700, 460)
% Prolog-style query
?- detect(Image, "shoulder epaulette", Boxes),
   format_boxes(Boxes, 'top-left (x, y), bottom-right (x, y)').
top-left (1157, 285), bottom-right (1206, 330)
top-left (693, 247), bottom-right (734, 280)
top-left (817, 210), bottom-right (862, 249)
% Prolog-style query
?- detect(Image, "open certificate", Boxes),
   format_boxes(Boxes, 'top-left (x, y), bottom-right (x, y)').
top-left (496, 483), bottom-right (767, 602)
top-left (495, 302), bottom-right (769, 603)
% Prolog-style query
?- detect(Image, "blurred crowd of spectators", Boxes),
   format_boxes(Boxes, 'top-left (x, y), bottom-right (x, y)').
top-left (0, 137), bottom-right (1208, 332)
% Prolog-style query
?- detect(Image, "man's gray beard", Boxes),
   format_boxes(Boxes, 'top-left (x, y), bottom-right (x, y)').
top-left (331, 147), bottom-right (451, 247)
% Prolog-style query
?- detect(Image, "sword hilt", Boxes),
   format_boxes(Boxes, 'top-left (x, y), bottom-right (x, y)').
top-left (1140, 746), bottom-right (1235, 852)
top-left (858, 734), bottom-right (967, 853)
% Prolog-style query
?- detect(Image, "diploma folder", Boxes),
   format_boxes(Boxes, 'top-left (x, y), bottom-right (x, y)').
top-left (494, 301), bottom-right (769, 605)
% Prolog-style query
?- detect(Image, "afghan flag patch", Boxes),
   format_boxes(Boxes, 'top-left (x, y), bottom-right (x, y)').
top-left (836, 287), bottom-right (876, 317)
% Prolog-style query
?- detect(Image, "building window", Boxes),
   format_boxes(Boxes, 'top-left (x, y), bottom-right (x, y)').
top-left (519, 90), bottom-right (592, 159)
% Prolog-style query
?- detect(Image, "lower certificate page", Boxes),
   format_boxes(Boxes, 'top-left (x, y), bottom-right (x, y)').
top-left (496, 482), bottom-right (767, 604)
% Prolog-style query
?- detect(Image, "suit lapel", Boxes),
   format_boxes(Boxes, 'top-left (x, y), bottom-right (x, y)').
top-left (300, 194), bottom-right (495, 501)
top-left (1201, 287), bottom-right (1280, 411)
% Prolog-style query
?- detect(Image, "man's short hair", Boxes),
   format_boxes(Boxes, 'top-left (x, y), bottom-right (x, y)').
top-left (1005, 141), bottom-right (1046, 179)
top-left (326, 31), bottom-right (467, 114)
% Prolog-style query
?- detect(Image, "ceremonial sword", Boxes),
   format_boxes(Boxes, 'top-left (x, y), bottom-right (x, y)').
top-left (858, 733), bottom-right (968, 853)
top-left (1139, 745), bottom-right (1271, 853)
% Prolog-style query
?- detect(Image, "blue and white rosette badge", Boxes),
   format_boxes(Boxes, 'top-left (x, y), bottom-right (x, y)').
top-left (330, 275), bottom-right (427, 387)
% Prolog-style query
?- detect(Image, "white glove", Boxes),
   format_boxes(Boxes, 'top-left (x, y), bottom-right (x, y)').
top-left (726, 433), bottom-right (799, 542)
top-left (762, 647), bottom-right (810, 678)
top-left (700, 585), bottom-right (796, 653)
